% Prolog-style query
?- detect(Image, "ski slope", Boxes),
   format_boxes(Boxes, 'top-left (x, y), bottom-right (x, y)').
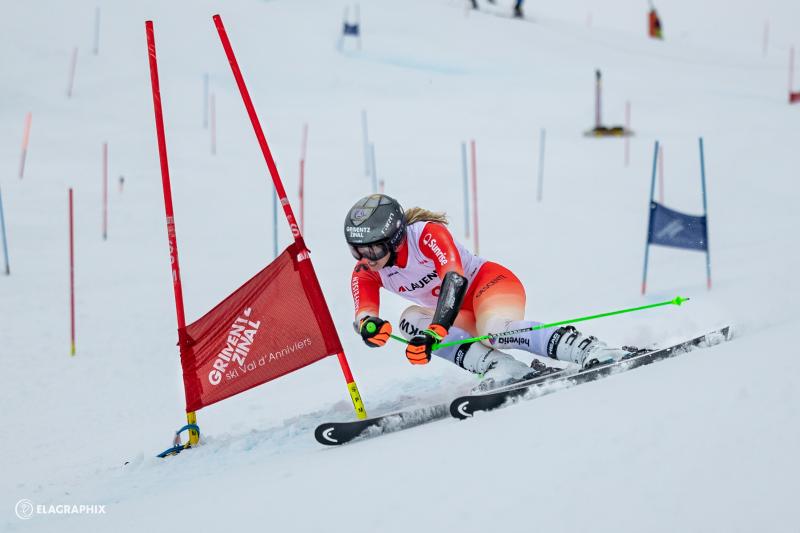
top-left (1, 0), bottom-right (799, 531)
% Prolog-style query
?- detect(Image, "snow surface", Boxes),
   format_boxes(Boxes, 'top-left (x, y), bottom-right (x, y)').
top-left (2, 0), bottom-right (799, 531)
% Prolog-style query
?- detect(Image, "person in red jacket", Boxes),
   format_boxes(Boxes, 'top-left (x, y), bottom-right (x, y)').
top-left (648, 7), bottom-right (663, 39)
top-left (345, 194), bottom-right (635, 386)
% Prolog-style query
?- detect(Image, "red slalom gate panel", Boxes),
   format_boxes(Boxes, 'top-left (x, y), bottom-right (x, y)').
top-left (181, 243), bottom-right (337, 412)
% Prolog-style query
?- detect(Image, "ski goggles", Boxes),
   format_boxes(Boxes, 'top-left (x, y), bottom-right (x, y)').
top-left (349, 241), bottom-right (391, 261)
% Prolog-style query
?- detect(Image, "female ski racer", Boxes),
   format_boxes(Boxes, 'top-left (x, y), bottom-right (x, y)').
top-left (345, 194), bottom-right (636, 385)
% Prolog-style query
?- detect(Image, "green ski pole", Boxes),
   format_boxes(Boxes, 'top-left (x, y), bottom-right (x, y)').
top-left (382, 296), bottom-right (689, 349)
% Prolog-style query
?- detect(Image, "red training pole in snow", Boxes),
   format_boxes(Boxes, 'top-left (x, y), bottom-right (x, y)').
top-left (145, 20), bottom-right (199, 444)
top-left (299, 122), bottom-right (308, 234)
top-left (69, 188), bottom-right (76, 356)
top-left (102, 142), bottom-right (108, 240)
top-left (789, 47), bottom-right (800, 104)
top-left (19, 113), bottom-right (32, 179)
top-left (67, 47), bottom-right (78, 98)
top-left (470, 139), bottom-right (479, 255)
top-left (213, 14), bottom-right (366, 420)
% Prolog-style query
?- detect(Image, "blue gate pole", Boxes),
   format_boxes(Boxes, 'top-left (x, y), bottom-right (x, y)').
top-left (699, 137), bottom-right (711, 290)
top-left (461, 142), bottom-right (470, 238)
top-left (361, 109), bottom-right (370, 176)
top-left (0, 185), bottom-right (9, 275)
top-left (355, 3), bottom-right (362, 50)
top-left (338, 6), bottom-right (349, 51)
top-left (641, 140), bottom-right (659, 295)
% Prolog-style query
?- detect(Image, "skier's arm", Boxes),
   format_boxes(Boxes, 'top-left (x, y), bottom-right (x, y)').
top-left (416, 222), bottom-right (468, 329)
top-left (351, 266), bottom-right (382, 322)
top-left (417, 222), bottom-right (465, 279)
top-left (406, 223), bottom-right (469, 365)
top-left (351, 267), bottom-right (392, 348)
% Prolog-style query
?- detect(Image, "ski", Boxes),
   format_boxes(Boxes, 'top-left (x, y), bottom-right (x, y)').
top-left (314, 403), bottom-right (450, 446)
top-left (449, 326), bottom-right (732, 419)
top-left (314, 326), bottom-right (732, 445)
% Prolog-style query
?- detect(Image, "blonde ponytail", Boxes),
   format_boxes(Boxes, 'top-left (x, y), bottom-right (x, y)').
top-left (404, 207), bottom-right (449, 225)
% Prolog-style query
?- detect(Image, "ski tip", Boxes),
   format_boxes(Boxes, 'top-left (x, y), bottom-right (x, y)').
top-left (450, 398), bottom-right (474, 419)
top-left (672, 296), bottom-right (690, 306)
top-left (314, 424), bottom-right (342, 446)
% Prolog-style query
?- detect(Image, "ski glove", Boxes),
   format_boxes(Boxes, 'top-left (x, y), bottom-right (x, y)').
top-left (359, 316), bottom-right (392, 348)
top-left (405, 324), bottom-right (448, 365)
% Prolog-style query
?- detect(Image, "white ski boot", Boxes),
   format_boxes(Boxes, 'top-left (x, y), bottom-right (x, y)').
top-left (461, 343), bottom-right (547, 391)
top-left (546, 326), bottom-right (640, 368)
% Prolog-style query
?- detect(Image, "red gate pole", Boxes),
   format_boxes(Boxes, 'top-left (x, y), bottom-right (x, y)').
top-left (790, 47), bottom-right (797, 103)
top-left (213, 14), bottom-right (366, 419)
top-left (69, 188), bottom-right (76, 356)
top-left (145, 20), bottom-right (199, 444)
top-left (19, 113), bottom-right (32, 179)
